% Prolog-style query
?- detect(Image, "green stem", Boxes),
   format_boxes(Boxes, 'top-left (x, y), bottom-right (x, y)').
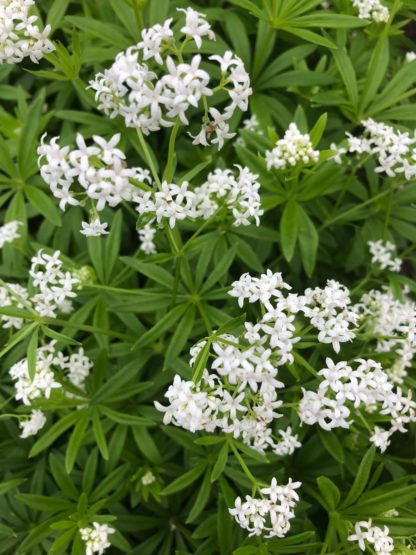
top-left (320, 189), bottom-right (391, 230)
top-left (136, 129), bottom-right (162, 190)
top-left (229, 439), bottom-right (259, 488)
top-left (163, 118), bottom-right (181, 183)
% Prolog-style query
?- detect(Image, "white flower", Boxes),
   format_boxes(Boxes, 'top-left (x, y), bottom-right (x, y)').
top-left (192, 165), bottom-right (263, 226)
top-left (370, 426), bottom-right (391, 453)
top-left (0, 220), bottom-right (22, 247)
top-left (265, 123), bottom-right (319, 171)
top-left (38, 133), bottom-right (151, 221)
top-left (348, 519), bottom-right (394, 554)
top-left (346, 118), bottom-right (416, 179)
top-left (230, 478), bottom-right (301, 538)
top-left (80, 523), bottom-right (115, 555)
top-left (80, 220), bottom-right (109, 237)
top-left (9, 344), bottom-right (62, 405)
top-left (368, 240), bottom-right (402, 272)
top-left (29, 250), bottom-right (80, 318)
top-left (351, 0), bottom-right (390, 22)
top-left (177, 7), bottom-right (215, 49)
top-left (19, 410), bottom-right (46, 438)
top-left (141, 471), bottom-right (156, 486)
top-left (138, 223), bottom-right (157, 254)
top-left (0, 0), bottom-right (55, 64)
top-left (89, 14), bottom-right (250, 148)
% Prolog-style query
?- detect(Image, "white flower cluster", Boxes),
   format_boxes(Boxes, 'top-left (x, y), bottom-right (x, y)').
top-left (406, 52), bottom-right (416, 62)
top-left (9, 341), bottom-right (92, 407)
top-left (0, 250), bottom-right (79, 329)
top-left (135, 165), bottom-right (263, 229)
top-left (141, 471), bottom-right (156, 486)
top-left (0, 0), bottom-right (54, 64)
top-left (158, 270), bottom-right (361, 453)
top-left (192, 166), bottom-right (263, 226)
top-left (9, 342), bottom-right (62, 406)
top-left (89, 8), bottom-right (251, 149)
top-left (348, 519), bottom-right (394, 555)
top-left (299, 357), bottom-right (416, 452)
top-left (230, 272), bottom-right (359, 353)
top-left (0, 282), bottom-right (30, 329)
top-left (80, 523), bottom-right (115, 555)
top-left (138, 223), bottom-right (157, 255)
top-left (19, 409), bottom-right (46, 438)
top-left (351, 0), bottom-right (390, 22)
top-left (265, 123), bottom-right (319, 171)
top-left (29, 249), bottom-right (79, 318)
top-left (0, 220), bottom-right (22, 247)
top-left (229, 478), bottom-right (301, 538)
top-left (368, 240), bottom-right (402, 272)
top-left (135, 181), bottom-right (194, 229)
top-left (357, 287), bottom-right (416, 384)
top-left (38, 133), bottom-right (152, 235)
top-left (347, 118), bottom-right (416, 179)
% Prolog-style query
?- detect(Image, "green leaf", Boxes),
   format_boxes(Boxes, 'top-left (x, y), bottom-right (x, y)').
top-left (92, 411), bottom-right (109, 461)
top-left (0, 478), bottom-right (26, 496)
top-left (18, 90), bottom-right (45, 179)
top-left (132, 303), bottom-right (188, 350)
top-left (201, 245), bottom-right (237, 293)
top-left (47, 0), bottom-right (71, 31)
top-left (164, 305), bottom-right (196, 369)
top-left (290, 13), bottom-right (368, 28)
top-left (65, 16), bottom-right (131, 49)
top-left (318, 429), bottom-right (345, 464)
top-left (309, 112), bottom-right (327, 148)
top-left (297, 206), bottom-right (318, 276)
top-left (104, 210), bottom-right (123, 283)
top-left (348, 485), bottom-right (416, 515)
top-left (186, 470), bottom-right (212, 522)
top-left (280, 200), bottom-right (299, 262)
top-left (16, 493), bottom-right (72, 511)
top-left (27, 327), bottom-right (38, 381)
top-left (65, 410), bottom-right (91, 473)
top-left (120, 257), bottom-right (174, 289)
top-left (192, 339), bottom-right (211, 385)
top-left (211, 443), bottom-right (229, 482)
top-left (317, 476), bottom-right (341, 510)
top-left (99, 406), bottom-right (152, 426)
top-left (49, 454), bottom-right (79, 500)
top-left (341, 446), bottom-right (375, 508)
top-left (29, 411), bottom-right (80, 458)
top-left (162, 464), bottom-right (206, 496)
top-left (286, 27), bottom-right (336, 49)
top-left (333, 47), bottom-right (358, 106)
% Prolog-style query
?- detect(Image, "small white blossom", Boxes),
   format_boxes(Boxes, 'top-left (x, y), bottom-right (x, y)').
top-left (351, 0), bottom-right (390, 22)
top-left (19, 410), bottom-right (46, 438)
top-left (80, 523), bottom-right (115, 555)
top-left (265, 123), bottom-right (319, 171)
top-left (177, 7), bottom-right (215, 49)
top-left (368, 240), bottom-right (402, 272)
top-left (0, 221), bottom-right (22, 247)
top-left (80, 220), bottom-right (109, 237)
top-left (348, 519), bottom-right (394, 554)
top-left (141, 471), bottom-right (156, 485)
top-left (138, 223), bottom-right (157, 254)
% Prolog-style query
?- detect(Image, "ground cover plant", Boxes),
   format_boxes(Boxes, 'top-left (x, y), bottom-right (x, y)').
top-left (1, 0), bottom-right (416, 553)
